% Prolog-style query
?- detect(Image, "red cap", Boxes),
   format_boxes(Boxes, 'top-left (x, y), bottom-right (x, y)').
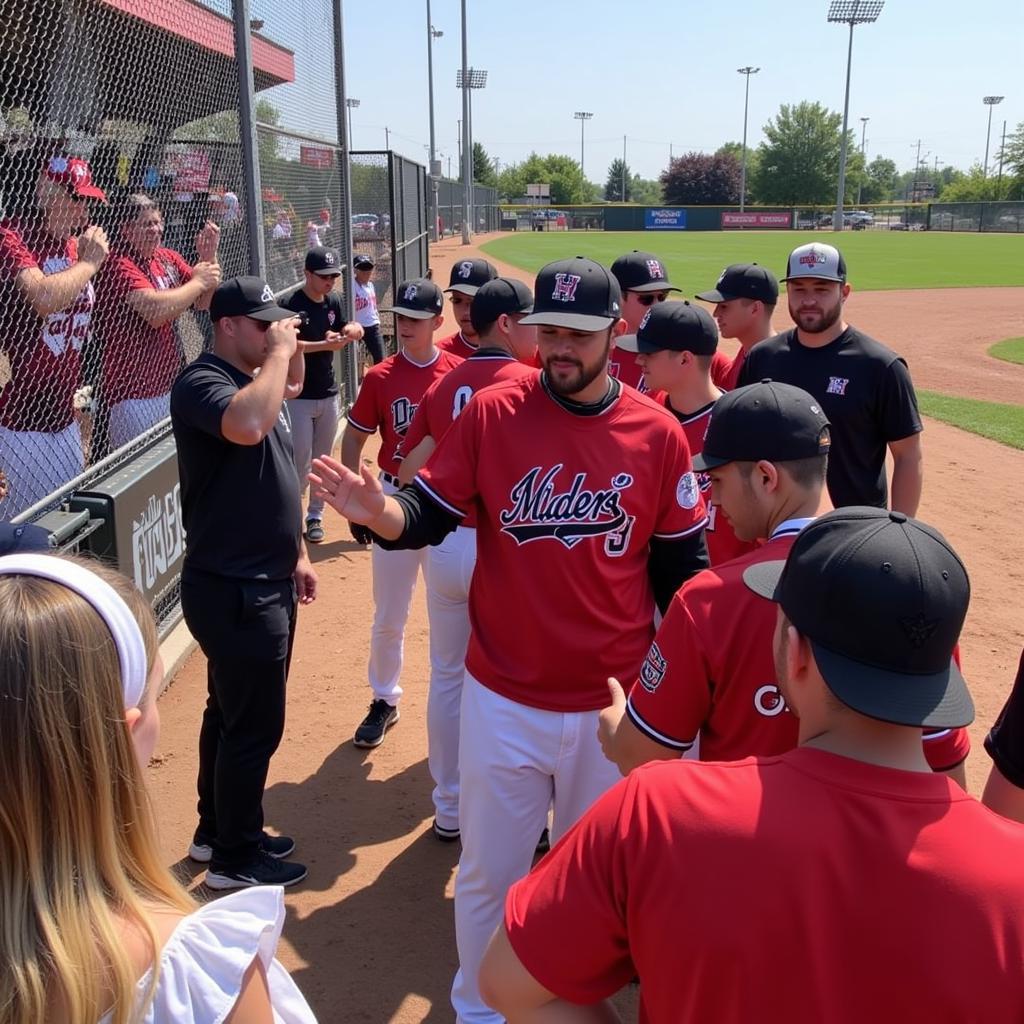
top-left (43, 156), bottom-right (107, 202)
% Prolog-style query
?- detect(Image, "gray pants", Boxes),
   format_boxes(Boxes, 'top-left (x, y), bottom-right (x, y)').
top-left (287, 395), bottom-right (340, 521)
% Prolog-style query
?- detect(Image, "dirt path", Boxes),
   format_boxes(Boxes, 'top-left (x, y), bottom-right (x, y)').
top-left (149, 233), bottom-right (1024, 1023)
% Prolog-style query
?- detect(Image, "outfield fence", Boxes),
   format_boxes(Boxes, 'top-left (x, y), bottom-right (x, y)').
top-left (927, 202), bottom-right (1024, 233)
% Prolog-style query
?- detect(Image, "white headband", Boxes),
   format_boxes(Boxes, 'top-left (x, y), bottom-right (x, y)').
top-left (0, 554), bottom-right (148, 709)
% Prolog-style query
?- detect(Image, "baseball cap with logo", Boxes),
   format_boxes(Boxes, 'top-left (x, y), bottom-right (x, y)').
top-left (609, 250), bottom-right (681, 293)
top-left (382, 278), bottom-right (445, 320)
top-left (43, 156), bottom-right (107, 202)
top-left (445, 258), bottom-right (498, 296)
top-left (520, 257), bottom-right (622, 332)
top-left (692, 380), bottom-right (830, 471)
top-left (470, 277), bottom-right (534, 334)
top-left (696, 263), bottom-right (779, 305)
top-left (783, 243), bottom-right (847, 284)
top-left (305, 246), bottom-right (344, 276)
top-left (353, 254), bottom-right (375, 270)
top-left (742, 507), bottom-right (974, 729)
top-left (617, 300), bottom-right (718, 355)
top-left (210, 276), bottom-right (295, 322)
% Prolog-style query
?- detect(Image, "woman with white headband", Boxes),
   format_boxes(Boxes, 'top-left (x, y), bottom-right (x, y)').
top-left (0, 554), bottom-right (317, 1024)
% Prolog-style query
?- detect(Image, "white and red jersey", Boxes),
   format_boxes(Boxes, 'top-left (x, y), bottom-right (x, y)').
top-left (97, 246), bottom-right (193, 406)
top-left (662, 395), bottom-right (758, 567)
top-left (0, 220), bottom-right (93, 432)
top-left (436, 329), bottom-right (478, 360)
top-left (415, 376), bottom-right (708, 712)
top-left (347, 348), bottom-right (463, 476)
top-left (352, 277), bottom-right (379, 327)
top-left (627, 524), bottom-right (806, 761)
top-left (399, 348), bottom-right (537, 527)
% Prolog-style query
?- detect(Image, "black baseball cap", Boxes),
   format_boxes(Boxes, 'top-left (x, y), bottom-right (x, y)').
top-left (742, 507), bottom-right (974, 729)
top-left (382, 278), bottom-right (445, 319)
top-left (470, 277), bottom-right (534, 334)
top-left (445, 258), bottom-right (498, 296)
top-left (0, 522), bottom-right (51, 555)
top-left (783, 242), bottom-right (847, 284)
top-left (696, 263), bottom-right (779, 305)
top-left (617, 300), bottom-right (718, 355)
top-left (210, 276), bottom-right (295, 322)
top-left (610, 251), bottom-right (681, 294)
top-left (305, 246), bottom-right (344, 276)
top-left (520, 257), bottom-right (622, 331)
top-left (692, 380), bottom-right (830, 471)
top-left (353, 253), bottom-right (375, 270)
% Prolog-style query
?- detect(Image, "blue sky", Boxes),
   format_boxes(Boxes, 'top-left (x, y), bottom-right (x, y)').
top-left (254, 0), bottom-right (1022, 183)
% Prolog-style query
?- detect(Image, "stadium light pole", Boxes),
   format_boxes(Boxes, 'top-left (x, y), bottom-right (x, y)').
top-left (737, 66), bottom-right (759, 213)
top-left (346, 98), bottom-right (360, 149)
top-left (426, 3), bottom-right (443, 239)
top-left (827, 1), bottom-right (884, 232)
top-left (982, 96), bottom-right (1004, 177)
top-left (457, 67), bottom-right (487, 237)
top-left (574, 111), bottom-right (593, 179)
top-left (458, 0), bottom-right (470, 243)
top-left (856, 116), bottom-right (869, 204)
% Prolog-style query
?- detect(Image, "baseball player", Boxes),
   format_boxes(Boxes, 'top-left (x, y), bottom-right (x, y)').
top-left (342, 278), bottom-right (463, 748)
top-left (480, 509), bottom-right (1024, 1024)
top-left (394, 277), bottom-right (537, 842)
top-left (741, 242), bottom-right (923, 514)
top-left (310, 256), bottom-right (709, 1024)
top-left (983, 648), bottom-right (1024, 822)
top-left (694, 262), bottom-right (779, 390)
top-left (0, 155), bottom-right (109, 519)
top-left (352, 254), bottom-right (384, 364)
top-left (436, 258), bottom-right (498, 359)
top-left (617, 301), bottom-right (757, 566)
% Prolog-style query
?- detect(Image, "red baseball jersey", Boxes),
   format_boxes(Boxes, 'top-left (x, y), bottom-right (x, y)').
top-left (97, 246), bottom-right (194, 406)
top-left (347, 348), bottom-right (463, 475)
top-left (608, 346), bottom-right (649, 393)
top-left (0, 220), bottom-right (93, 432)
top-left (663, 395), bottom-right (758, 566)
top-left (718, 347), bottom-right (747, 391)
top-left (709, 350), bottom-right (733, 390)
top-left (505, 750), bottom-right (1024, 1024)
top-left (398, 349), bottom-right (537, 527)
top-left (627, 526), bottom-right (804, 760)
top-left (415, 376), bottom-right (707, 713)
top-left (436, 329), bottom-right (478, 360)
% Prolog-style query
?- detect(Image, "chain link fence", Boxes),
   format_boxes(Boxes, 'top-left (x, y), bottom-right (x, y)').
top-left (927, 201), bottom-right (1024, 233)
top-left (437, 179), bottom-right (501, 238)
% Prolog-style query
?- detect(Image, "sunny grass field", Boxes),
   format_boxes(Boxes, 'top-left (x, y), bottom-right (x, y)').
top-left (481, 230), bottom-right (1024, 294)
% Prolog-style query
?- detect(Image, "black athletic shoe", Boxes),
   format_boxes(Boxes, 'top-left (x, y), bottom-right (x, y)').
top-left (305, 519), bottom-right (325, 544)
top-left (353, 699), bottom-right (400, 748)
top-left (536, 828), bottom-right (551, 854)
top-left (189, 832), bottom-right (296, 864)
top-left (205, 850), bottom-right (308, 890)
top-left (432, 819), bottom-right (461, 843)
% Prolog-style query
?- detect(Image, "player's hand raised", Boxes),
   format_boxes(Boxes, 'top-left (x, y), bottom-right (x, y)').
top-left (310, 455), bottom-right (386, 524)
top-left (266, 317), bottom-right (299, 359)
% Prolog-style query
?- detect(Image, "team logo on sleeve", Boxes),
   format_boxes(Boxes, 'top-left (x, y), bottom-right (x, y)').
top-left (676, 471), bottom-right (700, 509)
top-left (639, 642), bottom-right (667, 693)
top-left (551, 273), bottom-right (581, 302)
top-left (499, 465), bottom-right (636, 552)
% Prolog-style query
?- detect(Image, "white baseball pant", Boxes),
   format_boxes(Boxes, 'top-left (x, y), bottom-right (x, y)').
top-left (0, 421), bottom-right (84, 520)
top-left (425, 524), bottom-right (476, 832)
top-left (367, 476), bottom-right (429, 705)
top-left (287, 395), bottom-right (340, 522)
top-left (451, 673), bottom-right (622, 1024)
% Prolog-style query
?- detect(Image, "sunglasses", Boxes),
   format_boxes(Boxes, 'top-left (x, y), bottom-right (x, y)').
top-left (633, 292), bottom-right (669, 306)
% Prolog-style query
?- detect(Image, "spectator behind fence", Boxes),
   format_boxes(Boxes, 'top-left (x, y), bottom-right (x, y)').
top-left (0, 155), bottom-right (109, 520)
top-left (0, 553), bottom-right (318, 1023)
top-left (96, 194), bottom-right (221, 450)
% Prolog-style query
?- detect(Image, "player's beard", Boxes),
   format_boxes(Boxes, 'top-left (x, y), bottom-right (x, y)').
top-left (543, 335), bottom-right (611, 397)
top-left (790, 295), bottom-right (843, 335)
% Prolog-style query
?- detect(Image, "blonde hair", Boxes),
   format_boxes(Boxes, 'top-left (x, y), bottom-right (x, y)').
top-left (0, 556), bottom-right (193, 1024)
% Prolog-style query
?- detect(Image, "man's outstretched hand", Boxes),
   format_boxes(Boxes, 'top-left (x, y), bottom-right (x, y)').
top-left (310, 456), bottom-right (386, 525)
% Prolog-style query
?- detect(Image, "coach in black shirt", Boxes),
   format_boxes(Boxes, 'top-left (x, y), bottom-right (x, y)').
top-left (741, 243), bottom-right (923, 513)
top-left (170, 275), bottom-right (316, 890)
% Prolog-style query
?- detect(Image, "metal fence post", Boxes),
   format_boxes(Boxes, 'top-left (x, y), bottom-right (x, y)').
top-left (388, 152), bottom-right (400, 285)
top-left (232, 0), bottom-right (266, 277)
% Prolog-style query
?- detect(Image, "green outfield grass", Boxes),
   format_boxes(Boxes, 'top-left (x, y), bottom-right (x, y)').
top-left (480, 231), bottom-right (1024, 293)
top-left (919, 391), bottom-right (1024, 450)
top-left (988, 337), bottom-right (1024, 366)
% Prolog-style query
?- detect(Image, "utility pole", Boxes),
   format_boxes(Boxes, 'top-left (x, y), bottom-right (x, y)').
top-left (998, 120), bottom-right (1007, 184)
top-left (459, 0), bottom-right (470, 243)
top-left (856, 116), bottom-right (869, 205)
top-left (621, 135), bottom-right (626, 202)
top-left (983, 96), bottom-right (1004, 177)
top-left (385, 126), bottom-right (390, 150)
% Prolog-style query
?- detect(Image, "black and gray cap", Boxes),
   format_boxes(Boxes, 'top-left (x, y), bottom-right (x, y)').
top-left (520, 257), bottom-right (622, 332)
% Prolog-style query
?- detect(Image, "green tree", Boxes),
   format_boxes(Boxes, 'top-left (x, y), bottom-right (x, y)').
top-left (752, 101), bottom-right (848, 205)
top-left (717, 141), bottom-right (760, 200)
top-left (860, 156), bottom-right (898, 203)
top-left (497, 152), bottom-right (591, 205)
top-left (630, 176), bottom-right (663, 205)
top-left (472, 141), bottom-right (498, 188)
top-left (661, 151), bottom-right (741, 205)
top-left (937, 163), bottom-right (1014, 203)
top-left (996, 121), bottom-right (1024, 199)
top-left (604, 158), bottom-right (632, 201)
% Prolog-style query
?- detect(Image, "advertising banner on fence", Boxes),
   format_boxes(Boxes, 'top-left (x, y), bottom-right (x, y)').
top-left (645, 208), bottom-right (687, 230)
top-left (300, 145), bottom-right (335, 169)
top-left (722, 211), bottom-right (792, 229)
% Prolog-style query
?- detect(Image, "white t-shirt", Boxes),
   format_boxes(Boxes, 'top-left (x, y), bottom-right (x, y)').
top-left (352, 277), bottom-right (379, 327)
top-left (99, 887), bottom-right (317, 1023)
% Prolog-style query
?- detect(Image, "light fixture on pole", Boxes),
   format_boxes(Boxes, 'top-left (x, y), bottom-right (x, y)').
top-left (345, 98), bottom-right (360, 149)
top-left (737, 66), bottom-right (759, 213)
top-left (456, 66), bottom-right (487, 238)
top-left (983, 96), bottom-right (1004, 177)
top-left (857, 115), bottom-right (869, 204)
top-left (426, 2), bottom-right (443, 239)
top-left (574, 111), bottom-right (593, 178)
top-left (827, 0), bottom-right (884, 231)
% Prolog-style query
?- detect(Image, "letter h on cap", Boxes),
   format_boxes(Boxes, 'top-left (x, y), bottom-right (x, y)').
top-left (552, 273), bottom-right (581, 302)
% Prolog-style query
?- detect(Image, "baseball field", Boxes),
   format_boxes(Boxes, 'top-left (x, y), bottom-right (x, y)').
top-left (151, 229), bottom-right (1024, 1022)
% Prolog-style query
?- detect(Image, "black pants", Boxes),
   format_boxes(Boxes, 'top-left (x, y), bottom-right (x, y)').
top-left (362, 323), bottom-right (384, 365)
top-left (181, 570), bottom-right (297, 867)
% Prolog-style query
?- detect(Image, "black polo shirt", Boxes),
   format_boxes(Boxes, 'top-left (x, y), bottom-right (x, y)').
top-left (280, 286), bottom-right (344, 400)
top-left (741, 326), bottom-right (922, 509)
top-left (170, 353), bottom-right (302, 580)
